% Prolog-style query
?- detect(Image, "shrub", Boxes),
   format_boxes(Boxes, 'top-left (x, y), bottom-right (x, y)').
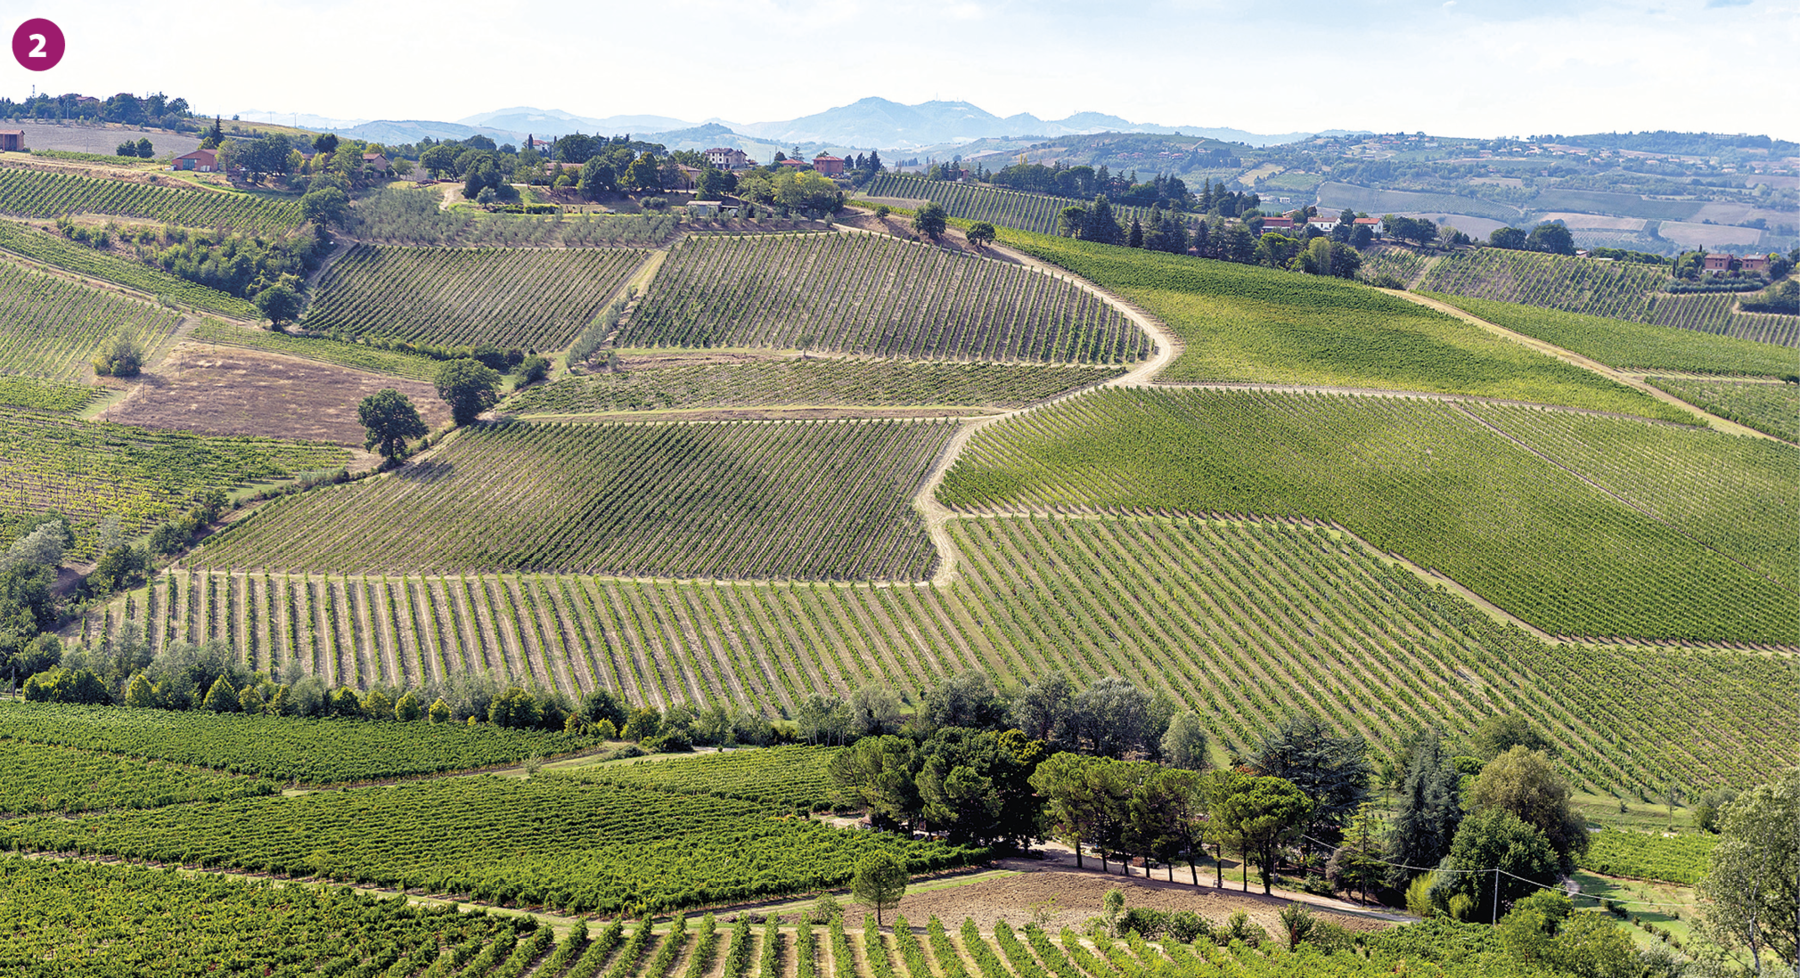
top-left (92, 334), bottom-right (145, 378)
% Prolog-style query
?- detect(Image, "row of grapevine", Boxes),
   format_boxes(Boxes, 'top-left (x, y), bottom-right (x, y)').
top-left (126, 514), bottom-right (1798, 793)
top-left (304, 244), bottom-right (650, 349)
top-left (1414, 248), bottom-right (1667, 319)
top-left (940, 388), bottom-right (1797, 644)
top-left (0, 738), bottom-right (275, 815)
top-left (1644, 376), bottom-right (1799, 442)
top-left (1355, 244), bottom-right (1434, 287)
top-left (617, 233), bottom-right (1145, 364)
top-left (0, 407), bottom-right (350, 556)
top-left (861, 173), bottom-right (1158, 237)
top-left (0, 376), bottom-right (96, 412)
top-left (349, 186), bottom-right (680, 247)
top-left (0, 701), bottom-right (590, 784)
top-left (1646, 291), bottom-right (1800, 346)
top-left (197, 418), bottom-right (951, 581)
top-left (0, 218), bottom-right (258, 317)
top-left (549, 744), bottom-right (840, 810)
top-left (0, 254), bottom-right (183, 381)
top-left (511, 358), bottom-right (1123, 415)
top-left (0, 776), bottom-right (985, 916)
top-left (0, 165), bottom-right (302, 234)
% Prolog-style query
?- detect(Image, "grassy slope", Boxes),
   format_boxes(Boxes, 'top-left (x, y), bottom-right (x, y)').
top-left (1428, 292), bottom-right (1795, 378)
top-left (995, 229), bottom-right (1688, 422)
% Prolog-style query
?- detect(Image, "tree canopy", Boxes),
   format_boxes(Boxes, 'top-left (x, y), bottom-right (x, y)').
top-left (433, 358), bottom-right (502, 426)
top-left (357, 389), bottom-right (428, 462)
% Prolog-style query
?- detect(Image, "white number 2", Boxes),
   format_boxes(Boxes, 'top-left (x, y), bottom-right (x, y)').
top-left (28, 33), bottom-right (47, 57)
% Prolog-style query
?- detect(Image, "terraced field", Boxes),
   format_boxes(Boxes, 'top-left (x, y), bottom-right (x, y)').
top-left (996, 230), bottom-right (1686, 421)
top-left (0, 407), bottom-right (350, 556)
top-left (196, 418), bottom-right (951, 581)
top-left (511, 358), bottom-right (1121, 414)
top-left (304, 244), bottom-right (649, 349)
top-left (0, 255), bottom-right (184, 382)
top-left (1414, 248), bottom-right (1667, 319)
top-left (0, 165), bottom-right (302, 234)
top-left (861, 173), bottom-right (1158, 237)
top-left (1429, 294), bottom-right (1795, 377)
top-left (938, 388), bottom-right (1797, 644)
top-left (1644, 376), bottom-right (1799, 441)
top-left (617, 233), bottom-right (1145, 363)
top-left (134, 515), bottom-right (1795, 793)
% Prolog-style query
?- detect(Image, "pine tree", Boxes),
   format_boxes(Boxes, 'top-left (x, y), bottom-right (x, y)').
top-left (1127, 218), bottom-right (1144, 248)
top-left (1386, 732), bottom-right (1462, 886)
top-left (201, 675), bottom-right (240, 713)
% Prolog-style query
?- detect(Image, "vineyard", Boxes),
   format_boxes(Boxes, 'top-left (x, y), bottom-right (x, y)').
top-left (859, 173), bottom-right (1158, 237)
top-left (549, 745), bottom-right (840, 811)
top-left (1578, 829), bottom-right (1717, 886)
top-left (0, 165), bottom-right (302, 234)
top-left (0, 218), bottom-right (258, 317)
top-left (996, 229), bottom-right (1685, 421)
top-left (349, 187), bottom-right (680, 247)
top-left (1412, 247), bottom-right (1667, 319)
top-left (0, 776), bottom-right (984, 915)
top-left (304, 244), bottom-right (649, 350)
top-left (1355, 245), bottom-right (1433, 287)
top-left (189, 318), bottom-right (447, 381)
top-left (615, 233), bottom-right (1146, 364)
top-left (0, 407), bottom-right (350, 556)
top-left (511, 359), bottom-right (1122, 414)
top-left (0, 739), bottom-right (275, 814)
top-left (1428, 294), bottom-right (1795, 378)
top-left (0, 376), bottom-right (96, 412)
top-left (197, 418), bottom-right (951, 580)
top-left (1644, 376), bottom-right (1799, 442)
top-left (1646, 291), bottom-right (1800, 346)
top-left (0, 255), bottom-right (183, 382)
top-left (938, 388), bottom-right (1797, 644)
top-left (125, 516), bottom-right (1796, 793)
top-left (0, 701), bottom-right (591, 784)
top-left (0, 857), bottom-right (524, 978)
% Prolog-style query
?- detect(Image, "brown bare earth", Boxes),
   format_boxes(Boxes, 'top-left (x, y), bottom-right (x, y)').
top-left (99, 343), bottom-right (451, 445)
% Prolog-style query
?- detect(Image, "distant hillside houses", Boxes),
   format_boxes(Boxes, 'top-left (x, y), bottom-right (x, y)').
top-left (705, 147), bottom-right (751, 170)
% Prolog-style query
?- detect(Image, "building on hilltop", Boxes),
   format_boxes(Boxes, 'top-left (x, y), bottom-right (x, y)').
top-left (811, 154), bottom-right (845, 177)
top-left (1308, 215), bottom-right (1339, 233)
top-left (0, 130), bottom-right (24, 152)
top-left (173, 147), bottom-right (218, 172)
top-left (705, 147), bottom-right (750, 170)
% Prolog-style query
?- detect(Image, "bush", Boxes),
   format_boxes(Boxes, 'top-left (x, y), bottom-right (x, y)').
top-left (22, 667), bottom-right (110, 705)
top-left (641, 196), bottom-right (669, 211)
top-left (92, 334), bottom-right (145, 378)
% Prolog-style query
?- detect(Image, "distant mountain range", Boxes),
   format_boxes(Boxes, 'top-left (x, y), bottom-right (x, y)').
top-left (287, 97), bottom-right (1335, 152)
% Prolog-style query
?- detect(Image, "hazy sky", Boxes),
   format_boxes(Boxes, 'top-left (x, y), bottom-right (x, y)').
top-left (5, 0), bottom-right (1794, 139)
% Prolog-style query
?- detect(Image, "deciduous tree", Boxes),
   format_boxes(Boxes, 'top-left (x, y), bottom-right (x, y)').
top-left (433, 358), bottom-right (501, 426)
top-left (357, 389), bottom-right (427, 462)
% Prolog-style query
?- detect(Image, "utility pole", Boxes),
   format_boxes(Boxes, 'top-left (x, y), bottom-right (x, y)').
top-left (1491, 868), bottom-right (1500, 925)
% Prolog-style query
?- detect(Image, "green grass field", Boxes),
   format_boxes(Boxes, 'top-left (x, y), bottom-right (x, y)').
top-left (510, 359), bottom-right (1121, 414)
top-left (938, 387), bottom-right (1796, 644)
top-left (997, 231), bottom-right (1687, 421)
top-left (197, 418), bottom-right (951, 581)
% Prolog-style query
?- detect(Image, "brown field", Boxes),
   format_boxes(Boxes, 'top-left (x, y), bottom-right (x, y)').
top-left (97, 343), bottom-right (451, 446)
top-left (1654, 220), bottom-right (1766, 249)
top-left (0, 122), bottom-right (201, 159)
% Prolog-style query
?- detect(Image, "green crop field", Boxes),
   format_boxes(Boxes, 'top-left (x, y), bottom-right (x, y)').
top-left (350, 186), bottom-right (680, 246)
top-left (0, 739), bottom-right (276, 814)
top-left (0, 407), bottom-right (350, 556)
top-left (0, 857), bottom-right (526, 977)
top-left (511, 359), bottom-right (1121, 414)
top-left (1578, 829), bottom-right (1717, 886)
top-left (1414, 248), bottom-right (1667, 320)
top-left (860, 173), bottom-right (1159, 237)
top-left (303, 244), bottom-right (649, 350)
top-left (549, 744), bottom-right (840, 811)
top-left (0, 376), bottom-right (98, 411)
top-left (1644, 376), bottom-right (1799, 441)
top-left (617, 233), bottom-right (1144, 363)
top-left (1647, 292), bottom-right (1800, 347)
top-left (197, 418), bottom-right (951, 581)
top-left (0, 219), bottom-right (258, 317)
top-left (0, 701), bottom-right (591, 784)
top-left (998, 231), bottom-right (1687, 420)
top-left (133, 515), bottom-right (1795, 793)
top-left (1356, 244), bottom-right (1434, 287)
top-left (0, 255), bottom-right (184, 382)
top-left (938, 388), bottom-right (1796, 644)
top-left (189, 318), bottom-right (445, 381)
top-left (0, 776), bottom-right (983, 915)
top-left (0, 165), bottom-right (302, 234)
top-left (1430, 294), bottom-right (1796, 378)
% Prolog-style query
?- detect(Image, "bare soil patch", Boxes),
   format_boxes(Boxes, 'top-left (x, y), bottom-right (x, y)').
top-left (98, 343), bottom-right (451, 445)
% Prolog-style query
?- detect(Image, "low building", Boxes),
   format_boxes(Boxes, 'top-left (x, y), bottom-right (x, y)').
top-left (670, 164), bottom-right (705, 191)
top-left (705, 147), bottom-right (750, 170)
top-left (361, 152), bottom-right (391, 174)
top-left (173, 148), bottom-right (218, 172)
top-left (1259, 215), bottom-right (1295, 233)
top-left (1741, 254), bottom-right (1768, 273)
top-left (811, 154), bottom-right (845, 177)
top-left (1307, 216), bottom-right (1339, 232)
top-left (777, 158), bottom-right (811, 170)
top-left (1353, 217), bottom-right (1383, 236)
top-left (0, 130), bottom-right (24, 152)
top-left (1703, 253), bottom-right (1734, 273)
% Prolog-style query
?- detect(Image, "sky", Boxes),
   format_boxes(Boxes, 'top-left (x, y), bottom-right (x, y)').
top-left (5, 0), bottom-right (1795, 140)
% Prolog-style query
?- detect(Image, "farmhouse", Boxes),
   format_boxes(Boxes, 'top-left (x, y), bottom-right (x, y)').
top-left (173, 148), bottom-right (219, 172)
top-left (1308, 215), bottom-right (1339, 232)
top-left (1740, 254), bottom-right (1768, 273)
top-left (670, 164), bottom-right (705, 190)
top-left (705, 147), bottom-right (750, 170)
top-left (361, 153), bottom-right (391, 174)
top-left (1353, 217), bottom-right (1383, 236)
top-left (777, 158), bottom-right (811, 170)
top-left (812, 155), bottom-right (846, 177)
top-left (0, 130), bottom-right (23, 152)
top-left (1259, 216), bottom-right (1295, 232)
